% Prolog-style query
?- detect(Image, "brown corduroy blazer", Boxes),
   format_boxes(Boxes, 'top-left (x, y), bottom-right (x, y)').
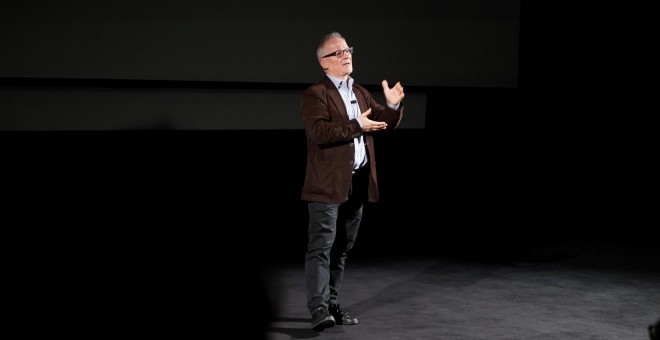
top-left (300, 76), bottom-right (404, 204)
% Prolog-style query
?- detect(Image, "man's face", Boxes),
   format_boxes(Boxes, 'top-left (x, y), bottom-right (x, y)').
top-left (319, 37), bottom-right (353, 78)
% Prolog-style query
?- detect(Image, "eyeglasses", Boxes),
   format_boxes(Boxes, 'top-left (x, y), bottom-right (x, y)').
top-left (321, 47), bottom-right (353, 59)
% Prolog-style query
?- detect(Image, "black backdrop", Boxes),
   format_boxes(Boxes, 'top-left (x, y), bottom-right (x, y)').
top-left (0, 0), bottom-right (519, 88)
top-left (2, 0), bottom-right (649, 258)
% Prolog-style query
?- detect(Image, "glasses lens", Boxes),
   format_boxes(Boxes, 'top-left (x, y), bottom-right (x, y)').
top-left (336, 47), bottom-right (353, 57)
top-left (323, 47), bottom-right (353, 58)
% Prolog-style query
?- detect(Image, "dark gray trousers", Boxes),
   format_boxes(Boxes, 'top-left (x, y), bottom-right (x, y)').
top-left (304, 173), bottom-right (366, 313)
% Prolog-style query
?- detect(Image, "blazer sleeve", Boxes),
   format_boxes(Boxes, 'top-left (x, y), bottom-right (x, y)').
top-left (354, 84), bottom-right (404, 130)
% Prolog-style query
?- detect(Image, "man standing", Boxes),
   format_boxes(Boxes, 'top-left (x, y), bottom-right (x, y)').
top-left (300, 31), bottom-right (405, 332)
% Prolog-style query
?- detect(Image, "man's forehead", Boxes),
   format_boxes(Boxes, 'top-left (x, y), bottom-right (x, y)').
top-left (325, 38), bottom-right (347, 48)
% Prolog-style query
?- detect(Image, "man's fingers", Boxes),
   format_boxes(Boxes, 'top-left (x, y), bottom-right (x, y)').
top-left (370, 122), bottom-right (388, 131)
top-left (381, 80), bottom-right (389, 90)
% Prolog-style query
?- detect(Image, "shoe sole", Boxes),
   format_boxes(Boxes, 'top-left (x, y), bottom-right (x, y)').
top-left (336, 320), bottom-right (359, 325)
top-left (312, 318), bottom-right (335, 331)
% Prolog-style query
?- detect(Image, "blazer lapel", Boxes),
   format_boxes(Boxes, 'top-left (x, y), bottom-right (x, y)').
top-left (353, 85), bottom-right (367, 115)
top-left (322, 77), bottom-right (349, 121)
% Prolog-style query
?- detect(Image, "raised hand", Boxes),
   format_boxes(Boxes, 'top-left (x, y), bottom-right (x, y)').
top-left (382, 80), bottom-right (405, 108)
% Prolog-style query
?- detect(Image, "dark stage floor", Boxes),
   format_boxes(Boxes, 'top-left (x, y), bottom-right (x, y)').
top-left (6, 229), bottom-right (658, 339)
top-left (262, 238), bottom-right (660, 340)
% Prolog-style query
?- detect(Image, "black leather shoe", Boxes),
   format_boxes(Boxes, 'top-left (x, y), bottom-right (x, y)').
top-left (311, 306), bottom-right (335, 331)
top-left (329, 304), bottom-right (358, 325)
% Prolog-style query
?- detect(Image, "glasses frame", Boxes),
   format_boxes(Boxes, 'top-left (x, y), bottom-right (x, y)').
top-left (321, 47), bottom-right (353, 59)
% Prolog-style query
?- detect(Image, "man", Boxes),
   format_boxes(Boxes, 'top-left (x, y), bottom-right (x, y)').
top-left (300, 31), bottom-right (405, 332)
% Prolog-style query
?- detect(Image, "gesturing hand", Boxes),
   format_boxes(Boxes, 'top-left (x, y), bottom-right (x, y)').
top-left (382, 80), bottom-right (405, 108)
top-left (360, 108), bottom-right (388, 132)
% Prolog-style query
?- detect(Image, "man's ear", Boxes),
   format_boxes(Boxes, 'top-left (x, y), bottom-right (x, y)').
top-left (320, 59), bottom-right (328, 71)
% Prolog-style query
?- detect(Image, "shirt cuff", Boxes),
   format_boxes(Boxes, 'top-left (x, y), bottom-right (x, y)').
top-left (387, 102), bottom-right (400, 110)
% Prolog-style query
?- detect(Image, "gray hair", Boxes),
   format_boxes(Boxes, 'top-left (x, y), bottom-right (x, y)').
top-left (316, 32), bottom-right (345, 59)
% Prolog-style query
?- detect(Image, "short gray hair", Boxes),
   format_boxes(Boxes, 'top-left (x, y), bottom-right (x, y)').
top-left (316, 32), bottom-right (345, 59)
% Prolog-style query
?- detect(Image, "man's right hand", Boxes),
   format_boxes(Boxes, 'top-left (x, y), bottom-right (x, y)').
top-left (360, 108), bottom-right (388, 132)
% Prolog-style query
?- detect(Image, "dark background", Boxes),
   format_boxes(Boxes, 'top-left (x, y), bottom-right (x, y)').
top-left (0, 0), bottom-right (519, 87)
top-left (2, 1), bottom-right (654, 336)
top-left (3, 0), bottom-right (650, 252)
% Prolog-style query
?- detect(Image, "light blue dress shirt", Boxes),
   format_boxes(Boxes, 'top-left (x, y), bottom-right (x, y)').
top-left (326, 74), bottom-right (367, 170)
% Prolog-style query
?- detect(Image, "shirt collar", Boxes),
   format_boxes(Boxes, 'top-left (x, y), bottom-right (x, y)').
top-left (326, 74), bottom-right (353, 90)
